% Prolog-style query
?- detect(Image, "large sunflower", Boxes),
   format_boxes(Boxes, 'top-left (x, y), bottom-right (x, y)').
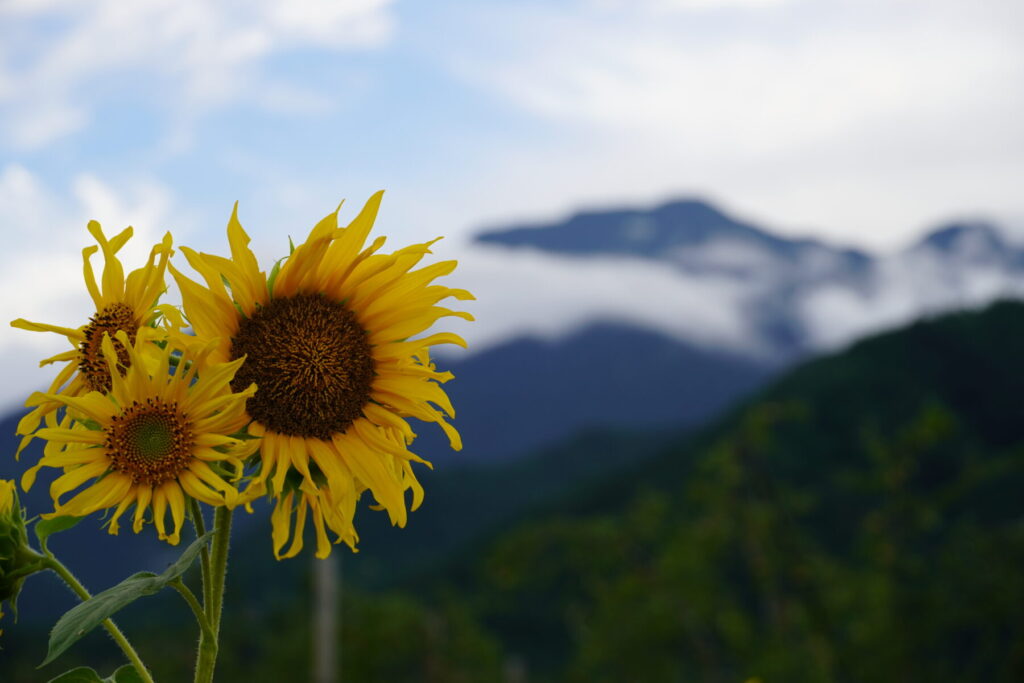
top-left (171, 191), bottom-right (473, 558)
top-left (10, 222), bottom-right (176, 457)
top-left (23, 332), bottom-right (257, 545)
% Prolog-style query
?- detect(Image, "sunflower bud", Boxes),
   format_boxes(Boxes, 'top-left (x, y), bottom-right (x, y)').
top-left (0, 479), bottom-right (43, 620)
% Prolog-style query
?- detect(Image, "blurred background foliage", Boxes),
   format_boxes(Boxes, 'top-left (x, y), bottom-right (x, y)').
top-left (7, 301), bottom-right (1022, 681)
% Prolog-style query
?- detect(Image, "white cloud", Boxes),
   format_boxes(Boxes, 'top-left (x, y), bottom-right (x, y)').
top-left (800, 244), bottom-right (1024, 351)
top-left (0, 164), bottom-right (178, 412)
top-left (441, 244), bottom-right (764, 357)
top-left (477, 7), bottom-right (1016, 156)
top-left (446, 0), bottom-right (1024, 249)
top-left (0, 0), bottom-right (395, 147)
top-left (71, 175), bottom-right (172, 238)
top-left (587, 0), bottom-right (799, 13)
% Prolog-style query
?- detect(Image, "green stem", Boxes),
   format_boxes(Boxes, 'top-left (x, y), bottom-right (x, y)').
top-left (188, 498), bottom-right (212, 609)
top-left (171, 579), bottom-right (215, 641)
top-left (194, 506), bottom-right (233, 683)
top-left (208, 506), bottom-right (232, 631)
top-left (6, 558), bottom-right (48, 582)
top-left (44, 557), bottom-right (155, 683)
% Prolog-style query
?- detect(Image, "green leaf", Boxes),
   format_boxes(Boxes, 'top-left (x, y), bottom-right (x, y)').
top-left (46, 665), bottom-right (145, 683)
top-left (266, 256), bottom-right (287, 295)
top-left (35, 516), bottom-right (84, 552)
top-left (42, 532), bottom-right (213, 667)
top-left (108, 665), bottom-right (146, 683)
top-left (47, 667), bottom-right (104, 682)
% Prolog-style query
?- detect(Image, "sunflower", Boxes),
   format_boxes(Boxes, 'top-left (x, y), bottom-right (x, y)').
top-left (23, 331), bottom-right (257, 545)
top-left (171, 191), bottom-right (472, 558)
top-left (10, 221), bottom-right (176, 457)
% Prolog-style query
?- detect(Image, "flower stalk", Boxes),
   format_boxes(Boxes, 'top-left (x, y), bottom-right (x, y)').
top-left (194, 506), bottom-right (233, 683)
top-left (43, 554), bottom-right (155, 683)
top-left (189, 498), bottom-right (213, 609)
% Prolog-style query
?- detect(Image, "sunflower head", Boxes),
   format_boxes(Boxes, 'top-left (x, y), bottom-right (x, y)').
top-left (25, 331), bottom-right (258, 545)
top-left (173, 192), bottom-right (473, 558)
top-left (78, 301), bottom-right (138, 392)
top-left (11, 222), bottom-right (176, 457)
top-left (229, 291), bottom-right (375, 439)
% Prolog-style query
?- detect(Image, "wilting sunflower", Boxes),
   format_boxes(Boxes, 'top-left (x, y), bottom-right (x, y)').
top-left (10, 222), bottom-right (176, 457)
top-left (23, 331), bottom-right (257, 545)
top-left (171, 191), bottom-right (472, 558)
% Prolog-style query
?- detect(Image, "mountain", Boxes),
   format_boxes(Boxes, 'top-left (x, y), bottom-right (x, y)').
top-left (918, 220), bottom-right (1007, 256)
top-left (476, 198), bottom-right (870, 273)
top-left (474, 199), bottom-right (1024, 359)
top-left (420, 322), bottom-right (776, 462)
top-left (476, 198), bottom-right (871, 285)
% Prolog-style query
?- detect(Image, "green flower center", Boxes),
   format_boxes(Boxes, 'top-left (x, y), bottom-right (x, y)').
top-left (229, 293), bottom-right (375, 439)
top-left (128, 415), bottom-right (176, 461)
top-left (106, 398), bottom-right (194, 485)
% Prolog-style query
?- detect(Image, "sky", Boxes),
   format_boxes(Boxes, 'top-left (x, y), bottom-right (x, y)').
top-left (0, 0), bottom-right (1022, 409)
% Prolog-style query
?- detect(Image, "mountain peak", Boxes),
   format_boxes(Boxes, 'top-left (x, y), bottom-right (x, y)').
top-left (474, 197), bottom-right (790, 260)
top-left (917, 220), bottom-right (1005, 253)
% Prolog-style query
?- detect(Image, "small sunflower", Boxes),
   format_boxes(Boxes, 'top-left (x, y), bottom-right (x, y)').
top-left (10, 222), bottom-right (176, 457)
top-left (23, 332), bottom-right (257, 545)
top-left (171, 191), bottom-right (472, 558)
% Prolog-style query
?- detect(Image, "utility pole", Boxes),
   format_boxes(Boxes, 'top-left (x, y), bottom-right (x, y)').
top-left (313, 553), bottom-right (340, 683)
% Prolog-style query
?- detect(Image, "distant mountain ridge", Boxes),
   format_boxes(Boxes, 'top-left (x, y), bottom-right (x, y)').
top-left (419, 322), bottom-right (775, 461)
top-left (476, 199), bottom-right (1024, 357)
top-left (476, 198), bottom-right (870, 270)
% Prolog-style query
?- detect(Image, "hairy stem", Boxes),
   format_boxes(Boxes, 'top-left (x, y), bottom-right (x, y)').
top-left (188, 498), bottom-right (212, 609)
top-left (171, 578), bottom-right (215, 641)
top-left (44, 557), bottom-right (155, 683)
top-left (194, 506), bottom-right (233, 683)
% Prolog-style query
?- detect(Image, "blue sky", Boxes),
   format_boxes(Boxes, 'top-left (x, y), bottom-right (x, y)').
top-left (1, 0), bottom-right (1023, 407)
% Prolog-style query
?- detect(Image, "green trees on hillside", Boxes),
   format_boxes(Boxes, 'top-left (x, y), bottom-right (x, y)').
top-left (456, 398), bottom-right (1024, 681)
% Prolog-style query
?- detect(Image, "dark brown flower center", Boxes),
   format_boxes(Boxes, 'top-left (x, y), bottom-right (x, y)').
top-left (79, 303), bottom-right (138, 392)
top-left (106, 398), bottom-right (194, 485)
top-left (229, 293), bottom-right (375, 439)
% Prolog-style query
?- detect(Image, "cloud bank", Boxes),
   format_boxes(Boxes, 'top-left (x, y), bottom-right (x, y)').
top-left (0, 0), bottom-right (395, 147)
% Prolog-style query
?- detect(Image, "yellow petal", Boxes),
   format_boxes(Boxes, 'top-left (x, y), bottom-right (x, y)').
top-left (87, 220), bottom-right (127, 303)
top-left (164, 483), bottom-right (185, 545)
top-left (271, 491), bottom-right (296, 559)
top-left (10, 318), bottom-right (85, 341)
top-left (50, 459), bottom-right (109, 502)
top-left (133, 486), bottom-right (153, 533)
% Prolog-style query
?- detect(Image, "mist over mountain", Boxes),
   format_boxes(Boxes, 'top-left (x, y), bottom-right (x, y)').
top-left (475, 199), bottom-right (1024, 358)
